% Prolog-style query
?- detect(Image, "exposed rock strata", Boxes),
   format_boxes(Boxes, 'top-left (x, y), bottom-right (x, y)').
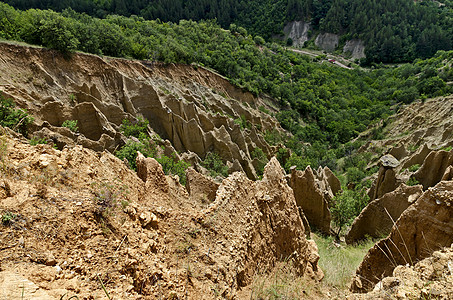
top-left (351, 180), bottom-right (453, 293)
top-left (283, 21), bottom-right (311, 47)
top-left (368, 154), bottom-right (401, 202)
top-left (315, 33), bottom-right (339, 52)
top-left (0, 42), bottom-right (283, 179)
top-left (200, 158), bottom-right (324, 290)
top-left (413, 149), bottom-right (453, 189)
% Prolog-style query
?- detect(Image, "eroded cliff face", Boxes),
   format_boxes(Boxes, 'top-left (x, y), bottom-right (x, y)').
top-left (0, 132), bottom-right (323, 299)
top-left (0, 42), bottom-right (283, 179)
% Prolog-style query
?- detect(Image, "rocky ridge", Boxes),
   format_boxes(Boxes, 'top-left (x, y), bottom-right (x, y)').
top-left (0, 130), bottom-right (323, 299)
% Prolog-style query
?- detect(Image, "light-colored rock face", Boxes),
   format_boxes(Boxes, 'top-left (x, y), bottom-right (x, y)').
top-left (0, 272), bottom-right (56, 300)
top-left (351, 180), bottom-right (453, 293)
top-left (0, 42), bottom-right (283, 179)
top-left (346, 184), bottom-right (423, 244)
top-left (368, 164), bottom-right (401, 202)
top-left (353, 245), bottom-right (453, 299)
top-left (343, 39), bottom-right (365, 59)
top-left (201, 157), bottom-right (324, 288)
top-left (0, 135), bottom-right (322, 298)
top-left (315, 33), bottom-right (339, 52)
top-left (185, 167), bottom-right (219, 203)
top-left (290, 166), bottom-right (332, 234)
top-left (283, 21), bottom-right (311, 47)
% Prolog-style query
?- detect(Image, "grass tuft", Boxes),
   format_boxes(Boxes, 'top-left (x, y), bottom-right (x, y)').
top-left (313, 234), bottom-right (375, 289)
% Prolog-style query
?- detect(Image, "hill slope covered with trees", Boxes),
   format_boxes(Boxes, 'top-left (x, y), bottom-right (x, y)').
top-left (2, 0), bottom-right (453, 63)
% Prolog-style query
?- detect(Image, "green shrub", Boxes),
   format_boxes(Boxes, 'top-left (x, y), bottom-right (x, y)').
top-left (0, 94), bottom-right (33, 136)
top-left (331, 188), bottom-right (369, 237)
top-left (62, 120), bottom-right (78, 132)
top-left (346, 167), bottom-right (366, 183)
top-left (1, 211), bottom-right (16, 226)
top-left (115, 139), bottom-right (153, 171)
top-left (408, 164), bottom-right (421, 172)
top-left (407, 177), bottom-right (420, 186)
top-left (156, 155), bottom-right (191, 185)
top-left (251, 147), bottom-right (268, 177)
top-left (120, 116), bottom-right (149, 138)
top-left (29, 137), bottom-right (48, 145)
top-left (234, 115), bottom-right (251, 130)
top-left (201, 152), bottom-right (228, 178)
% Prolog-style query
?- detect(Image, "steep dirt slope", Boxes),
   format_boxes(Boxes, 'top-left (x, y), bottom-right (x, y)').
top-left (0, 42), bottom-right (283, 179)
top-left (0, 129), bottom-right (323, 299)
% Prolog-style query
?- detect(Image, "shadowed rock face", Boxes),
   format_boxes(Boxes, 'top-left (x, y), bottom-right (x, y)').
top-left (368, 155), bottom-right (402, 202)
top-left (346, 184), bottom-right (423, 244)
top-left (290, 166), bottom-right (337, 235)
top-left (351, 180), bottom-right (453, 293)
top-left (413, 149), bottom-right (453, 189)
top-left (0, 42), bottom-right (284, 179)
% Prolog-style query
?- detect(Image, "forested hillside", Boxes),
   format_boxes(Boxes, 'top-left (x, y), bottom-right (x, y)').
top-left (2, 0), bottom-right (453, 63)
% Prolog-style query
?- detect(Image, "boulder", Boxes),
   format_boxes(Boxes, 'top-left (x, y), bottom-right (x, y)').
top-left (346, 184), bottom-right (423, 244)
top-left (290, 166), bottom-right (332, 234)
top-left (351, 180), bottom-right (453, 293)
top-left (185, 167), bottom-right (220, 203)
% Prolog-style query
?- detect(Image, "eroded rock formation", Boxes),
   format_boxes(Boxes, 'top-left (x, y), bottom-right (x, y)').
top-left (0, 42), bottom-right (283, 179)
top-left (353, 245), bottom-right (453, 299)
top-left (351, 180), bottom-right (453, 293)
top-left (346, 184), bottom-right (423, 244)
top-left (0, 133), bottom-right (322, 299)
top-left (413, 149), bottom-right (453, 189)
top-left (368, 154), bottom-right (401, 202)
top-left (290, 166), bottom-right (336, 234)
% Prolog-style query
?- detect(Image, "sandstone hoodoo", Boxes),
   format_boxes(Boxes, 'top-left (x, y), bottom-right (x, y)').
top-left (1, 2), bottom-right (453, 296)
top-left (351, 180), bottom-right (453, 293)
top-left (0, 131), bottom-right (324, 298)
top-left (368, 154), bottom-right (401, 202)
top-left (346, 183), bottom-right (423, 244)
top-left (290, 166), bottom-right (341, 235)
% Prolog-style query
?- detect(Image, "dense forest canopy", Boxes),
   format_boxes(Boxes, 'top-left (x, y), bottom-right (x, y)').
top-left (3, 0), bottom-right (453, 63)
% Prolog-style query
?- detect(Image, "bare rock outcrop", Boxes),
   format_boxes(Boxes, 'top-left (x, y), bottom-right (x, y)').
top-left (136, 151), bottom-right (168, 193)
top-left (413, 149), bottom-right (453, 189)
top-left (368, 154), bottom-right (402, 201)
top-left (199, 157), bottom-right (324, 293)
top-left (315, 33), bottom-right (339, 52)
top-left (283, 21), bottom-right (311, 47)
top-left (343, 39), bottom-right (365, 59)
top-left (352, 245), bottom-right (453, 299)
top-left (346, 184), bottom-right (423, 244)
top-left (185, 167), bottom-right (219, 203)
top-left (351, 180), bottom-right (453, 293)
top-left (290, 166), bottom-right (332, 234)
top-left (0, 272), bottom-right (56, 300)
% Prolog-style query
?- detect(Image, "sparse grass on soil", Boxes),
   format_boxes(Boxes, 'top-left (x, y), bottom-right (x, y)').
top-left (250, 261), bottom-right (320, 299)
top-left (313, 233), bottom-right (375, 289)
